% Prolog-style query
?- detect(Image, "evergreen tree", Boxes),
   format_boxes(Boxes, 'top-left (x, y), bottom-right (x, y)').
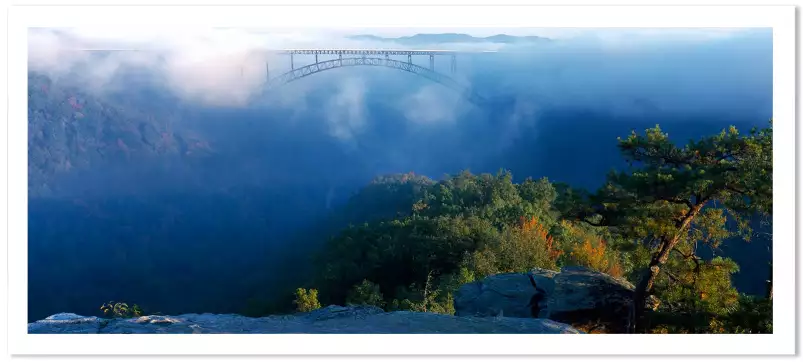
top-left (558, 122), bottom-right (772, 332)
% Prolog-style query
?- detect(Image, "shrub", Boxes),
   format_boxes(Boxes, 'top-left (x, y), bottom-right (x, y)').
top-left (556, 220), bottom-right (624, 278)
top-left (99, 301), bottom-right (143, 318)
top-left (346, 280), bottom-right (385, 309)
top-left (388, 280), bottom-right (456, 315)
top-left (293, 288), bottom-right (321, 312)
top-left (466, 217), bottom-right (561, 278)
top-left (567, 237), bottom-right (624, 278)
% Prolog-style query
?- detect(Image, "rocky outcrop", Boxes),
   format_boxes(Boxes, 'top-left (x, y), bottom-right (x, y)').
top-left (28, 305), bottom-right (582, 334)
top-left (453, 268), bottom-right (557, 319)
top-left (455, 266), bottom-right (637, 333)
top-left (547, 266), bottom-right (635, 333)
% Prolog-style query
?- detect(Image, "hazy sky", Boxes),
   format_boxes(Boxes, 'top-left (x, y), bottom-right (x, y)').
top-left (334, 27), bottom-right (751, 39)
top-left (27, 26), bottom-right (771, 119)
top-left (32, 27), bottom-right (755, 50)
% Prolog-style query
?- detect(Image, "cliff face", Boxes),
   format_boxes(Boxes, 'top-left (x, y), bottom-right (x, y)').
top-left (27, 305), bottom-right (581, 334)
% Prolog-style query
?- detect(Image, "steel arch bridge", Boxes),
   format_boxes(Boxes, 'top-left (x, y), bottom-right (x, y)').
top-left (257, 49), bottom-right (487, 106)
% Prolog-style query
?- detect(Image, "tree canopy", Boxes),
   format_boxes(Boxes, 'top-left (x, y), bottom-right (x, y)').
top-left (559, 121), bottom-right (773, 331)
top-left (294, 121), bottom-right (773, 334)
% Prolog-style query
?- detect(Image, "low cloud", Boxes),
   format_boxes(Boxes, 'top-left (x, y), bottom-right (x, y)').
top-left (28, 27), bottom-right (772, 141)
top-left (28, 28), bottom-right (353, 106)
top-left (324, 77), bottom-right (368, 142)
top-left (397, 84), bottom-right (465, 125)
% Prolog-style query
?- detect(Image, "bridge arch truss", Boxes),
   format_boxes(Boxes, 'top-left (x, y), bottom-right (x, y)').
top-left (260, 52), bottom-right (484, 106)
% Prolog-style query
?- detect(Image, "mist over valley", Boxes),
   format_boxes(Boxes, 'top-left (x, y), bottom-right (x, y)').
top-left (27, 28), bottom-right (772, 326)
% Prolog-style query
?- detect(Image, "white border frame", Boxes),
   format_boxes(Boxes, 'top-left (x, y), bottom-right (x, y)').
top-left (7, 4), bottom-right (795, 356)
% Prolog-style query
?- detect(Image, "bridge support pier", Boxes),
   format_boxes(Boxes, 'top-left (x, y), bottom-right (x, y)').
top-left (315, 54), bottom-right (318, 63)
top-left (290, 53), bottom-right (294, 70)
top-left (429, 54), bottom-right (434, 70)
top-left (408, 54), bottom-right (412, 64)
top-left (450, 55), bottom-right (456, 74)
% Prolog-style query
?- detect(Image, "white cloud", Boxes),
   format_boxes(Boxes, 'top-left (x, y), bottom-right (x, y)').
top-left (27, 26), bottom-right (770, 133)
top-left (324, 77), bottom-right (367, 141)
top-left (397, 84), bottom-right (463, 125)
top-left (28, 26), bottom-right (755, 99)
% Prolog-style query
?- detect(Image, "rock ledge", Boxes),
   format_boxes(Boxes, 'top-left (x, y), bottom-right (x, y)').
top-left (28, 305), bottom-right (582, 334)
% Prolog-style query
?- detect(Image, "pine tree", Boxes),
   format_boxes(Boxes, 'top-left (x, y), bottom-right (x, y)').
top-left (559, 122), bottom-right (772, 332)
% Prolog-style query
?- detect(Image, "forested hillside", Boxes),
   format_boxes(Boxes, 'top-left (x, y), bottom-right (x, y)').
top-left (27, 72), bottom-right (216, 197)
top-left (289, 123), bottom-right (773, 333)
top-left (27, 73), bottom-right (772, 332)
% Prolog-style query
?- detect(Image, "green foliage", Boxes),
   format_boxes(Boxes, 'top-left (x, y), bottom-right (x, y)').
top-left (438, 265), bottom-right (477, 292)
top-left (388, 273), bottom-right (456, 315)
top-left (300, 121), bottom-right (772, 333)
top-left (714, 295), bottom-right (772, 333)
top-left (293, 288), bottom-right (321, 312)
top-left (465, 218), bottom-right (560, 279)
top-left (656, 257), bottom-right (741, 316)
top-left (338, 172), bottom-right (435, 225)
top-left (646, 293), bottom-right (771, 334)
top-left (620, 242), bottom-right (653, 283)
top-left (346, 280), bottom-right (385, 309)
top-left (558, 122), bottom-right (773, 331)
top-left (564, 122), bottom-right (772, 241)
top-left (99, 301), bottom-right (143, 318)
top-left (312, 171), bottom-right (569, 314)
top-left (316, 214), bottom-right (496, 305)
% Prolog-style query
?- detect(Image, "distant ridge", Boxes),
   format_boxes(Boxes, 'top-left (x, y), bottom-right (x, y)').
top-left (348, 33), bottom-right (551, 45)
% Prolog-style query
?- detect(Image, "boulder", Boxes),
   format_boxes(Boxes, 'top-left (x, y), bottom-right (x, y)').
top-left (28, 305), bottom-right (581, 334)
top-left (454, 266), bottom-right (637, 333)
top-left (548, 266), bottom-right (635, 333)
top-left (454, 268), bottom-right (556, 318)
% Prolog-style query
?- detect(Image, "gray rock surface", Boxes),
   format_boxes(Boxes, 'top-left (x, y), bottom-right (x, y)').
top-left (28, 305), bottom-right (582, 334)
top-left (454, 268), bottom-right (557, 318)
top-left (548, 266), bottom-right (635, 333)
top-left (27, 313), bottom-right (106, 334)
top-left (454, 266), bottom-right (636, 333)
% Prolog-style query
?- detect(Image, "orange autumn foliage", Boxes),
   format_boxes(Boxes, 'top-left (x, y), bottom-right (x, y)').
top-left (519, 216), bottom-right (563, 261)
top-left (568, 236), bottom-right (624, 278)
top-left (554, 220), bottom-right (625, 278)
